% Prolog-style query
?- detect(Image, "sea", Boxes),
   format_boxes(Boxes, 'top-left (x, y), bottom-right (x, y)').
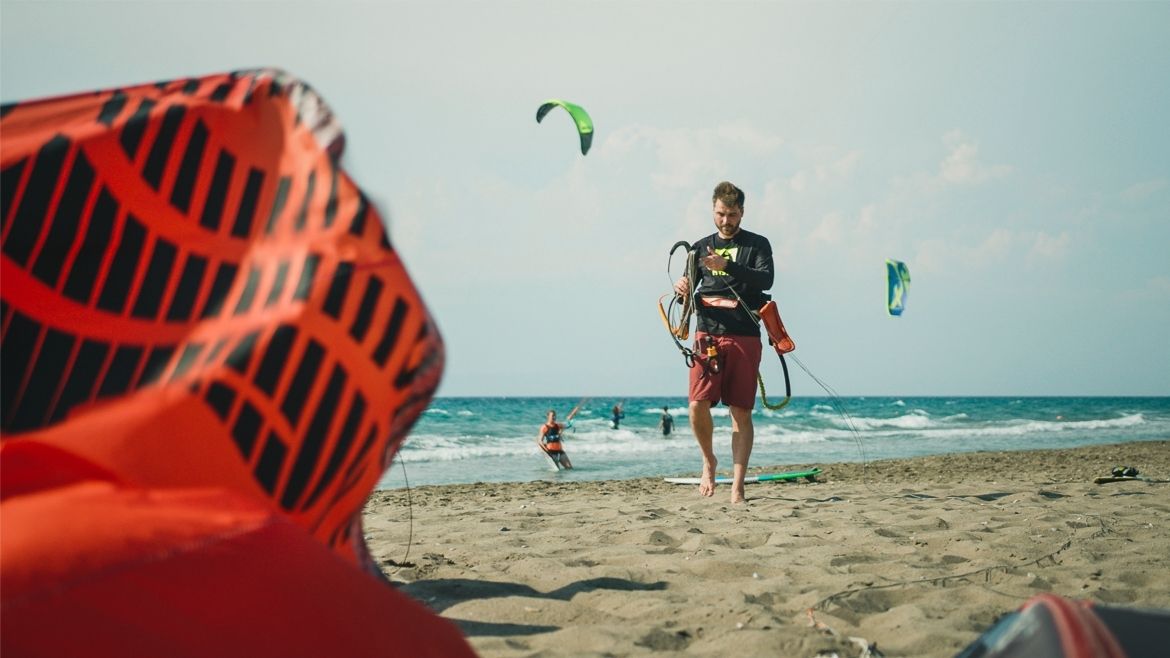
top-left (376, 396), bottom-right (1170, 489)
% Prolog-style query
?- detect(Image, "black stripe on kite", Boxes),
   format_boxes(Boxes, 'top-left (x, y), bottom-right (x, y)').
top-left (120, 99), bottom-right (157, 160)
top-left (232, 401), bottom-right (263, 459)
top-left (130, 238), bottom-right (178, 319)
top-left (322, 261), bottom-right (353, 319)
top-left (97, 90), bottom-right (128, 127)
top-left (294, 170), bottom-right (316, 231)
top-left (254, 324), bottom-right (297, 396)
top-left (198, 261), bottom-right (239, 319)
top-left (199, 150), bottom-right (236, 231)
top-left (372, 297), bottom-right (410, 367)
top-left (136, 344), bottom-right (176, 387)
top-left (165, 253), bottom-right (209, 322)
top-left (4, 134), bottom-right (70, 267)
top-left (142, 104), bottom-right (187, 190)
top-left (170, 342), bottom-right (205, 381)
top-left (348, 192), bottom-right (369, 237)
top-left (50, 338), bottom-right (110, 423)
top-left (11, 328), bottom-right (76, 430)
top-left (96, 214), bottom-right (147, 314)
top-left (232, 265), bottom-right (261, 316)
top-left (98, 345), bottom-right (144, 398)
top-left (226, 330), bottom-right (260, 375)
top-left (293, 253), bottom-right (320, 301)
top-left (301, 390), bottom-right (367, 510)
top-left (230, 167), bottom-right (264, 237)
top-left (281, 363), bottom-right (347, 509)
top-left (1, 312), bottom-right (41, 427)
top-left (210, 82), bottom-right (233, 103)
top-left (32, 149), bottom-right (96, 288)
top-left (349, 276), bottom-right (384, 342)
top-left (170, 118), bottom-right (209, 214)
top-left (264, 176), bottom-right (291, 234)
top-left (63, 186), bottom-right (118, 305)
top-left (265, 261), bottom-right (290, 308)
top-left (1, 158), bottom-right (28, 230)
top-left (323, 166), bottom-right (339, 227)
top-left (254, 430), bottom-right (288, 495)
top-left (204, 380), bottom-right (237, 420)
top-left (280, 338), bottom-right (325, 428)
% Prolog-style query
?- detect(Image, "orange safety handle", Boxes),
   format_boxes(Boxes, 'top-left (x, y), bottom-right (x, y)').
top-left (759, 301), bottom-right (795, 355)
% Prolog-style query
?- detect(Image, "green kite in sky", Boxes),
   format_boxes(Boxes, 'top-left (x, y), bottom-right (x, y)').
top-left (536, 99), bottom-right (594, 155)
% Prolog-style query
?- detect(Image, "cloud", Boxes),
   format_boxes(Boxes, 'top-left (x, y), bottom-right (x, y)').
top-left (808, 212), bottom-right (845, 245)
top-left (595, 121), bottom-right (785, 192)
top-left (715, 120), bottom-right (785, 154)
top-left (1119, 276), bottom-right (1170, 304)
top-left (938, 130), bottom-right (1012, 185)
top-left (789, 170), bottom-right (808, 192)
top-left (816, 150), bottom-right (862, 182)
top-left (1120, 178), bottom-right (1168, 203)
top-left (915, 227), bottom-right (1071, 274)
top-left (1026, 230), bottom-right (1071, 263)
top-left (786, 149), bottom-right (862, 193)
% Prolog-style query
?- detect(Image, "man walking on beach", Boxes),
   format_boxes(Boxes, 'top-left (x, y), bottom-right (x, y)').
top-left (673, 181), bottom-right (774, 503)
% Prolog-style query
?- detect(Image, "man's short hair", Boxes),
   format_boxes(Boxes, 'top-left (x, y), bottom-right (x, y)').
top-left (713, 181), bottom-right (745, 209)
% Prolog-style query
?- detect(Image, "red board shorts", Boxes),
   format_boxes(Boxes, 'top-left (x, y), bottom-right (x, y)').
top-left (688, 331), bottom-right (762, 410)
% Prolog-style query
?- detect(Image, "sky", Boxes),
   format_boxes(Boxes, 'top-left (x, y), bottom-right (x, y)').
top-left (3, 1), bottom-right (1168, 397)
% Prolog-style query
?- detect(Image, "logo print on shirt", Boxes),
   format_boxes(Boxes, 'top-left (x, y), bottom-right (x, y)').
top-left (710, 246), bottom-right (737, 276)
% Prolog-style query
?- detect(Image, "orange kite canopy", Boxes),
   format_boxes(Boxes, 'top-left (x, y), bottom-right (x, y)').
top-left (1, 69), bottom-right (475, 657)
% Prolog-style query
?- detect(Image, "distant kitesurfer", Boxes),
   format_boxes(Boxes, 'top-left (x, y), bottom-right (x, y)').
top-left (611, 403), bottom-right (625, 430)
top-left (537, 410), bottom-right (573, 469)
top-left (659, 406), bottom-right (674, 436)
top-left (673, 181), bottom-right (774, 503)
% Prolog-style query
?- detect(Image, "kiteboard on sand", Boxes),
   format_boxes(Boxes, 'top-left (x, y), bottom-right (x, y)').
top-left (664, 468), bottom-right (821, 485)
top-left (1093, 475), bottom-right (1169, 484)
top-left (1093, 466), bottom-right (1169, 484)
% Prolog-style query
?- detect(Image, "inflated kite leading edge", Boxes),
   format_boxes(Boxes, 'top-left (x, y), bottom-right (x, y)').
top-left (1, 69), bottom-right (474, 657)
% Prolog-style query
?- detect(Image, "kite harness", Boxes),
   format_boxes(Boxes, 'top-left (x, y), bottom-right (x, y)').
top-left (658, 241), bottom-right (794, 410)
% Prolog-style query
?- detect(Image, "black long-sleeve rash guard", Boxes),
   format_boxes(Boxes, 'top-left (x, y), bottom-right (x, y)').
top-left (690, 229), bottom-right (775, 337)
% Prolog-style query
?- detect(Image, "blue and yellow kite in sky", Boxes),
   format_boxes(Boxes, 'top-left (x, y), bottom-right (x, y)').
top-left (886, 259), bottom-right (911, 316)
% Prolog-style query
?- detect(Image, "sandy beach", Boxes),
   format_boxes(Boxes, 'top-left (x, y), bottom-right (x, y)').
top-left (363, 441), bottom-right (1170, 657)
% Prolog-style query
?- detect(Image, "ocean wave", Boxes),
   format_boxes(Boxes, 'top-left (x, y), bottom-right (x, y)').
top-left (827, 413), bottom-right (1149, 441)
top-left (837, 409), bottom-right (933, 430)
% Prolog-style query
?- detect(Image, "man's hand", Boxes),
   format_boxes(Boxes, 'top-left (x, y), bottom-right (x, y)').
top-left (701, 245), bottom-right (728, 272)
top-left (673, 276), bottom-right (690, 298)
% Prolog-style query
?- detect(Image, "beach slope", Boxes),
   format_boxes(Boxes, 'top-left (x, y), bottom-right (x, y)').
top-left (364, 441), bottom-right (1170, 657)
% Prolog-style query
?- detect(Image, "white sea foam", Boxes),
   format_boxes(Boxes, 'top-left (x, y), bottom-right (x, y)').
top-left (839, 409), bottom-right (933, 430)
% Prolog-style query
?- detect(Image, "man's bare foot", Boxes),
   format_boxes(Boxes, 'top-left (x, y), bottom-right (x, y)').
top-left (699, 462), bottom-right (717, 497)
top-left (731, 485), bottom-right (747, 504)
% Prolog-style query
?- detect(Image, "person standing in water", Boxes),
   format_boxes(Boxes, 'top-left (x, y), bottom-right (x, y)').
top-left (537, 409), bottom-right (574, 469)
top-left (672, 181), bottom-right (774, 503)
top-left (611, 403), bottom-right (624, 430)
top-left (659, 406), bottom-right (674, 436)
